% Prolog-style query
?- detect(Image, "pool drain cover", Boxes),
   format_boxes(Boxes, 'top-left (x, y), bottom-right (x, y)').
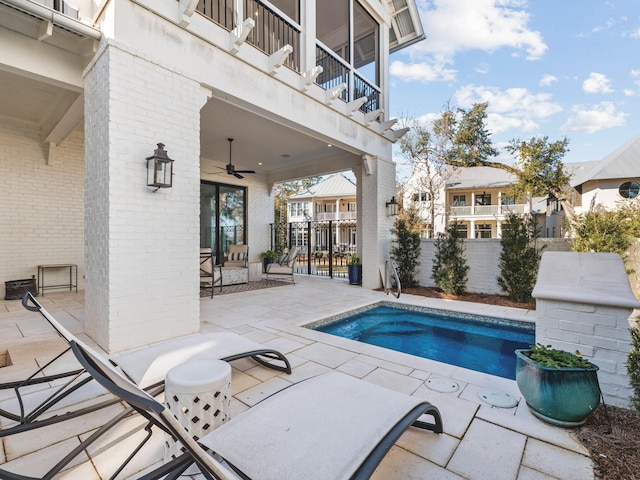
top-left (477, 388), bottom-right (518, 408)
top-left (425, 376), bottom-right (460, 393)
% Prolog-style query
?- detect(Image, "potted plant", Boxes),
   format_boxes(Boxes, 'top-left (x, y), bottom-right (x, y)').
top-left (260, 250), bottom-right (279, 273)
top-left (346, 254), bottom-right (362, 286)
top-left (515, 344), bottom-right (600, 427)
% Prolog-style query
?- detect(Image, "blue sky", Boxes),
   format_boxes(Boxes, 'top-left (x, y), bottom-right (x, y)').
top-left (389, 0), bottom-right (640, 180)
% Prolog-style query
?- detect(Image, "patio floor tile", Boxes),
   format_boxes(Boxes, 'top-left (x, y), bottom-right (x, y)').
top-left (447, 418), bottom-right (527, 480)
top-left (521, 438), bottom-right (594, 480)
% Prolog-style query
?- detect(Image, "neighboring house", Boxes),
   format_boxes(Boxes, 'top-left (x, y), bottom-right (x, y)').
top-left (403, 164), bottom-right (536, 239)
top-left (402, 135), bottom-right (640, 239)
top-left (286, 173), bottom-right (357, 253)
top-left (288, 174), bottom-right (357, 222)
top-left (0, 0), bottom-right (423, 352)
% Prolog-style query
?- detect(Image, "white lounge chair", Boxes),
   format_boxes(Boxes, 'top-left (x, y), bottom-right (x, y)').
top-left (63, 338), bottom-right (443, 480)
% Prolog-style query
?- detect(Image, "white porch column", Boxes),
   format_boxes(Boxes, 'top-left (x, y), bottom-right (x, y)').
top-left (354, 155), bottom-right (396, 289)
top-left (84, 41), bottom-right (210, 353)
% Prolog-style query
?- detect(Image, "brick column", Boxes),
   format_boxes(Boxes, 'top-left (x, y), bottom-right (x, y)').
top-left (533, 252), bottom-right (640, 408)
top-left (84, 41), bottom-right (210, 352)
top-left (354, 155), bottom-right (396, 289)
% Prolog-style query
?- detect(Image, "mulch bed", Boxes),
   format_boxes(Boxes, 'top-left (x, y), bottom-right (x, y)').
top-left (399, 285), bottom-right (536, 310)
top-left (576, 404), bottom-right (640, 479)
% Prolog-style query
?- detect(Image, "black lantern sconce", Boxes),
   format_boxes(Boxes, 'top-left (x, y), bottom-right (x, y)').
top-left (146, 143), bottom-right (174, 192)
top-left (386, 196), bottom-right (398, 216)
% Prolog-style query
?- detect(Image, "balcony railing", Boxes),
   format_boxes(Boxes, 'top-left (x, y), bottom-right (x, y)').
top-left (315, 212), bottom-right (357, 221)
top-left (197, 0), bottom-right (300, 71)
top-left (315, 45), bottom-right (379, 113)
top-left (449, 204), bottom-right (530, 218)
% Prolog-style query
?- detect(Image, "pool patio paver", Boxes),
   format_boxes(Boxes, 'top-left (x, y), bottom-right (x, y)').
top-left (0, 275), bottom-right (594, 479)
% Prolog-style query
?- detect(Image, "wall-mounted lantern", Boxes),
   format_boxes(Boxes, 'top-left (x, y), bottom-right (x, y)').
top-left (386, 196), bottom-right (398, 216)
top-left (146, 143), bottom-right (174, 192)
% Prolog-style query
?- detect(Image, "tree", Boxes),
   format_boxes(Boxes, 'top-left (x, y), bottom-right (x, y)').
top-left (432, 222), bottom-right (469, 295)
top-left (431, 102), bottom-right (574, 221)
top-left (569, 201), bottom-right (640, 259)
top-left (398, 115), bottom-right (458, 237)
top-left (497, 213), bottom-right (544, 303)
top-left (390, 216), bottom-right (421, 288)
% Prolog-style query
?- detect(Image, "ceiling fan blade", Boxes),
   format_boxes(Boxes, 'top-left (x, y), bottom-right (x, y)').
top-left (233, 172), bottom-right (244, 179)
top-left (235, 169), bottom-right (256, 174)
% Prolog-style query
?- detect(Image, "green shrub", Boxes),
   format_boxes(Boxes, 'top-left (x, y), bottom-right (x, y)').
top-left (432, 222), bottom-right (468, 295)
top-left (497, 213), bottom-right (544, 303)
top-left (629, 326), bottom-right (640, 412)
top-left (390, 218), bottom-right (421, 288)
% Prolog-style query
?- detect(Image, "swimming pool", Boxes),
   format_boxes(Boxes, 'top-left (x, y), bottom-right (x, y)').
top-left (308, 303), bottom-right (535, 380)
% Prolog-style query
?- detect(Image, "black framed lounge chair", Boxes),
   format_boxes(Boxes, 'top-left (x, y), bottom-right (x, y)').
top-left (58, 338), bottom-right (443, 480)
top-left (201, 247), bottom-right (223, 297)
top-left (0, 292), bottom-right (290, 438)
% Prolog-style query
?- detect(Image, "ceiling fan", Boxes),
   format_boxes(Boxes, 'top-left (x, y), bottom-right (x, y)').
top-left (224, 138), bottom-right (255, 179)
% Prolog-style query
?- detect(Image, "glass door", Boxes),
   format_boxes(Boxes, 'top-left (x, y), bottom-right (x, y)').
top-left (200, 181), bottom-right (247, 264)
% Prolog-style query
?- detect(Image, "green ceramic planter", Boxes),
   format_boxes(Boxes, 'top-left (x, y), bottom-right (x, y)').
top-left (515, 349), bottom-right (601, 427)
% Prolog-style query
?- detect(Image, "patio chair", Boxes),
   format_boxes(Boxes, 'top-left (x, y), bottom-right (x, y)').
top-left (200, 247), bottom-right (222, 297)
top-left (60, 338), bottom-right (443, 480)
top-left (0, 292), bottom-right (291, 438)
top-left (265, 247), bottom-right (299, 284)
top-left (224, 244), bottom-right (248, 268)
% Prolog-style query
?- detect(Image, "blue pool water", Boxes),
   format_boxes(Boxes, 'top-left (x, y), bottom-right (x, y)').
top-left (312, 305), bottom-right (535, 379)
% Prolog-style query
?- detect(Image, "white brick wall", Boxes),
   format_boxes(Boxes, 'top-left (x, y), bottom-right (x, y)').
top-left (0, 119), bottom-right (85, 298)
top-left (84, 43), bottom-right (209, 352)
top-left (536, 298), bottom-right (635, 408)
top-left (418, 238), bottom-right (571, 294)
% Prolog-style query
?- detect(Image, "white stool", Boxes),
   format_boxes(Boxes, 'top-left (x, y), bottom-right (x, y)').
top-left (164, 359), bottom-right (231, 474)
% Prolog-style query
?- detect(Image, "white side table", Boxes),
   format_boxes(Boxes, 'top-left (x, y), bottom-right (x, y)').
top-left (248, 262), bottom-right (263, 282)
top-left (164, 359), bottom-right (231, 474)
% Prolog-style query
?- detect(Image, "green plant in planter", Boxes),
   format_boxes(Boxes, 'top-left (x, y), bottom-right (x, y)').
top-left (346, 254), bottom-right (361, 266)
top-left (524, 343), bottom-right (596, 369)
top-left (259, 250), bottom-right (279, 260)
top-left (515, 344), bottom-right (600, 427)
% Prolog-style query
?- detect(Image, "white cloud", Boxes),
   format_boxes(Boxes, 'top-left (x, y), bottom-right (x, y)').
top-left (560, 102), bottom-right (628, 133)
top-left (390, 60), bottom-right (457, 83)
top-left (410, 0), bottom-right (547, 61)
top-left (539, 74), bottom-right (557, 86)
top-left (583, 72), bottom-right (613, 94)
top-left (631, 28), bottom-right (640, 38)
top-left (452, 84), bottom-right (562, 133)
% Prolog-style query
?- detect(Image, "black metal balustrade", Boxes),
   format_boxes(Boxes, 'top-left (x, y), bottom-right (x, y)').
top-left (197, 0), bottom-right (300, 72)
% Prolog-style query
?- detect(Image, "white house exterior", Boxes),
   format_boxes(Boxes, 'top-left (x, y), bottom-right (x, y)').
top-left (287, 173), bottom-right (357, 222)
top-left (402, 163), bottom-right (535, 239)
top-left (403, 136), bottom-right (640, 240)
top-left (0, 0), bottom-right (423, 352)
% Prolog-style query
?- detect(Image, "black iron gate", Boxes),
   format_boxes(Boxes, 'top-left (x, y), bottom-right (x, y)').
top-left (270, 220), bottom-right (357, 279)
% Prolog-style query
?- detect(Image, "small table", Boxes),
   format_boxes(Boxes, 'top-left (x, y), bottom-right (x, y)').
top-left (37, 264), bottom-right (78, 296)
top-left (164, 359), bottom-right (231, 474)
top-left (248, 262), bottom-right (263, 282)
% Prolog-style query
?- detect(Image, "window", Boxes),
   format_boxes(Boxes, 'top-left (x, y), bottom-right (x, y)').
top-left (289, 202), bottom-right (309, 217)
top-left (453, 195), bottom-right (466, 206)
top-left (501, 196), bottom-right (516, 205)
top-left (619, 181), bottom-right (640, 199)
top-left (456, 223), bottom-right (468, 238)
top-left (325, 203), bottom-right (336, 213)
top-left (476, 194), bottom-right (491, 206)
top-left (475, 224), bottom-right (492, 239)
top-left (412, 193), bottom-right (419, 202)
top-left (347, 202), bottom-right (357, 212)
top-left (421, 192), bottom-right (430, 201)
